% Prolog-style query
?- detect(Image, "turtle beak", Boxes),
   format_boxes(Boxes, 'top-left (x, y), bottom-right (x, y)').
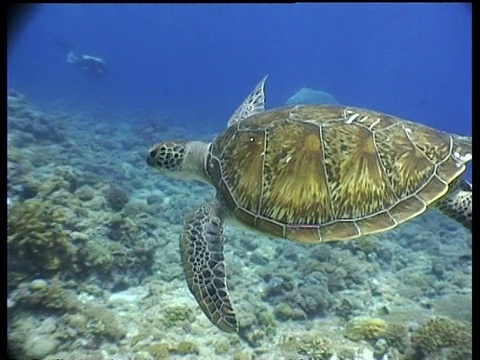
top-left (146, 155), bottom-right (155, 167)
top-left (146, 149), bottom-right (157, 167)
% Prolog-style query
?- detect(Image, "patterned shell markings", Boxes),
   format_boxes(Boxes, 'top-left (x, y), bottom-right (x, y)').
top-left (206, 105), bottom-right (464, 243)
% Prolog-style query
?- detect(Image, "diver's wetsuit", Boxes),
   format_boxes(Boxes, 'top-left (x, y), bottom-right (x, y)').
top-left (67, 51), bottom-right (107, 78)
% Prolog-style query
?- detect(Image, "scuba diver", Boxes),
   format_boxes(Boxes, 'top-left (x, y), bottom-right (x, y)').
top-left (54, 38), bottom-right (107, 78)
top-left (66, 50), bottom-right (107, 78)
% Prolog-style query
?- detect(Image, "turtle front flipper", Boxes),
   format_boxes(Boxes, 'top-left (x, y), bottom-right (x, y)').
top-left (435, 179), bottom-right (472, 231)
top-left (180, 201), bottom-right (238, 332)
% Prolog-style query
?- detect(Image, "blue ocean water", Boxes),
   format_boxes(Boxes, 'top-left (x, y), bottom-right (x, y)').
top-left (7, 4), bottom-right (472, 359)
top-left (9, 4), bottom-right (471, 132)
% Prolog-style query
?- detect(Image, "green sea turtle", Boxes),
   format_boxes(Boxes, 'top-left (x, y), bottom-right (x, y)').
top-left (146, 76), bottom-right (472, 333)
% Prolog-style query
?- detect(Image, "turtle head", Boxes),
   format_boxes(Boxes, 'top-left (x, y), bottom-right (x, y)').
top-left (147, 140), bottom-right (210, 183)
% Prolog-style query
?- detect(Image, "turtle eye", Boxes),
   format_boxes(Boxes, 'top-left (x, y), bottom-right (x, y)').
top-left (149, 148), bottom-right (158, 159)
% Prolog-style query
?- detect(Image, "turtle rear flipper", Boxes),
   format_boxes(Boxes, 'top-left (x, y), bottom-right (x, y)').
top-left (435, 179), bottom-right (472, 231)
top-left (180, 201), bottom-right (238, 332)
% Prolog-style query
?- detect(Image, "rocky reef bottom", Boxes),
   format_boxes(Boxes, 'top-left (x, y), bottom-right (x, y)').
top-left (7, 90), bottom-right (472, 359)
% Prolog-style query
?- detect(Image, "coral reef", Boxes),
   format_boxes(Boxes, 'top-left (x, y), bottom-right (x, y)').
top-left (174, 341), bottom-right (200, 355)
top-left (7, 144), bottom-right (33, 180)
top-left (7, 89), bottom-right (472, 360)
top-left (274, 302), bottom-right (307, 321)
top-left (261, 268), bottom-right (332, 321)
top-left (7, 194), bottom-right (154, 291)
top-left (383, 323), bottom-right (408, 354)
top-left (144, 340), bottom-right (199, 359)
top-left (213, 337), bottom-right (231, 354)
top-left (410, 316), bottom-right (472, 359)
top-left (344, 316), bottom-right (388, 342)
top-left (106, 185), bottom-right (130, 211)
top-left (146, 343), bottom-right (170, 359)
top-left (281, 334), bottom-right (334, 360)
top-left (343, 317), bottom-right (409, 358)
top-left (37, 167), bottom-right (79, 199)
top-left (159, 305), bottom-right (196, 328)
top-left (21, 280), bottom-right (82, 313)
top-left (7, 199), bottom-right (77, 276)
top-left (81, 305), bottom-right (127, 340)
top-left (8, 89), bottom-right (66, 143)
top-left (237, 306), bottom-right (279, 347)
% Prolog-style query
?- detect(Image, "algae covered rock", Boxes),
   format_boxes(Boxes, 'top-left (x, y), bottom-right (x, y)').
top-left (173, 341), bottom-right (200, 355)
top-left (213, 337), bottom-right (231, 354)
top-left (284, 284), bottom-right (331, 318)
top-left (257, 309), bottom-right (277, 331)
top-left (233, 351), bottom-right (252, 360)
top-left (75, 184), bottom-right (96, 201)
top-left (24, 334), bottom-right (59, 359)
top-left (82, 305), bottom-right (127, 340)
top-left (146, 342), bottom-right (170, 359)
top-left (29, 279), bottom-right (48, 291)
top-left (145, 340), bottom-right (199, 359)
top-left (106, 185), bottom-right (130, 211)
top-left (7, 91), bottom-right (66, 143)
top-left (25, 282), bottom-right (81, 312)
top-left (274, 302), bottom-right (307, 321)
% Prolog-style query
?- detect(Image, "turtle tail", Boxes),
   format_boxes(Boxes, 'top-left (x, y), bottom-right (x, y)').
top-left (436, 179), bottom-right (472, 231)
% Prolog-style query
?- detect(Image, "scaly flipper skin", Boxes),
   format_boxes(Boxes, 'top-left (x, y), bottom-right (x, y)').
top-left (179, 200), bottom-right (238, 332)
top-left (435, 180), bottom-right (472, 231)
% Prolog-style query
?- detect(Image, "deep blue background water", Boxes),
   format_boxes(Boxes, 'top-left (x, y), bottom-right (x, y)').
top-left (8, 4), bottom-right (471, 137)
